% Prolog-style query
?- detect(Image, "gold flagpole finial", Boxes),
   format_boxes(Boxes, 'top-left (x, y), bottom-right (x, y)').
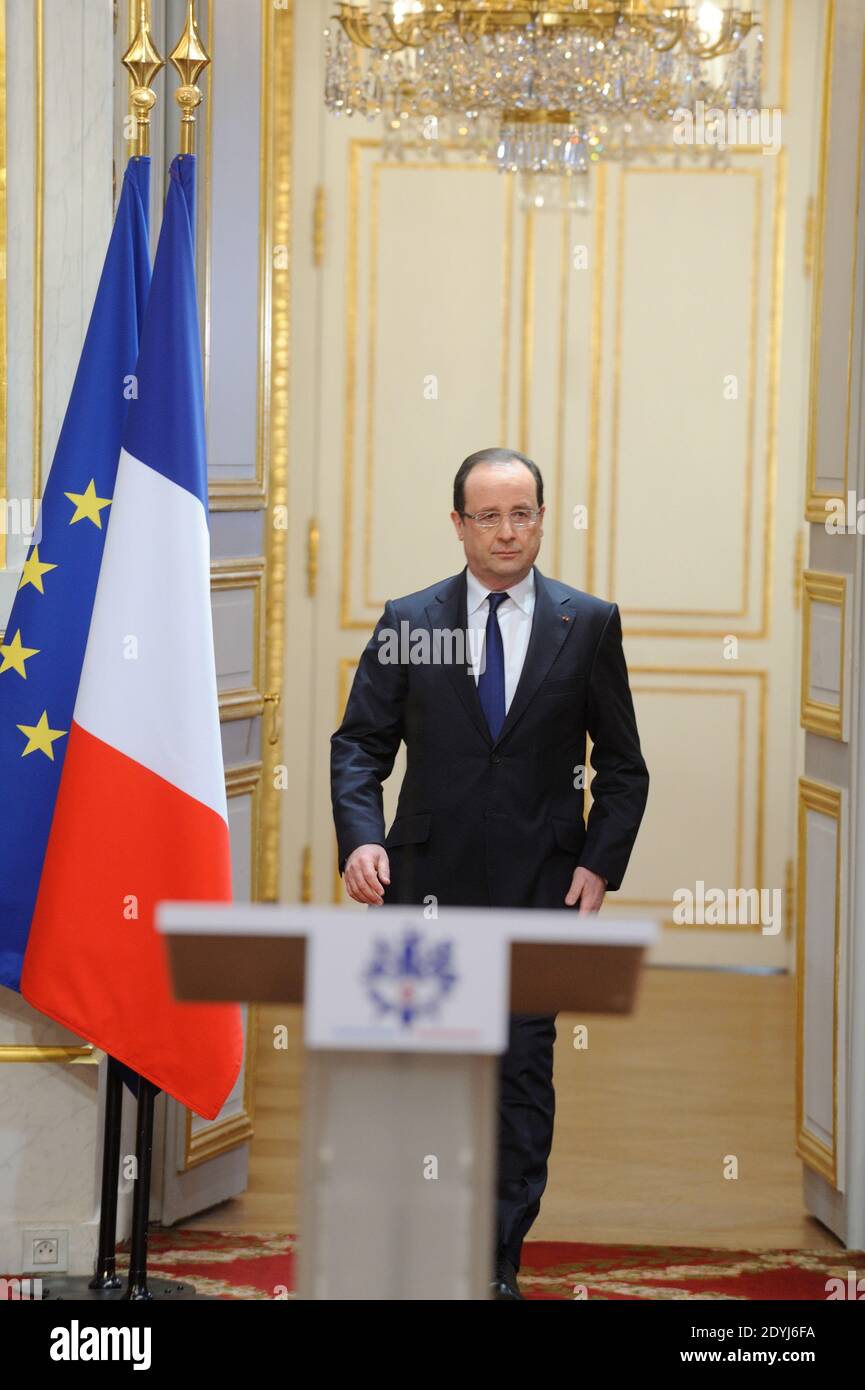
top-left (122, 0), bottom-right (164, 158)
top-left (170, 0), bottom-right (210, 156)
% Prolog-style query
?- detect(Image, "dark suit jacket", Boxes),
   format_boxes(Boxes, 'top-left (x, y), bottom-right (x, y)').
top-left (331, 564), bottom-right (649, 908)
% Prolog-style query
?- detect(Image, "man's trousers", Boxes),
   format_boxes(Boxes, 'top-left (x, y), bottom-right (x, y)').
top-left (496, 1012), bottom-right (558, 1270)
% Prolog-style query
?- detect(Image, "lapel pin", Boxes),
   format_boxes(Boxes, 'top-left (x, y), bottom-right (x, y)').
top-left (561, 615), bottom-right (570, 623)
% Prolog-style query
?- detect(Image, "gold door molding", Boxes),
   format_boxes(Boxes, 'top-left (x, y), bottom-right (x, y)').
top-left (258, 0), bottom-right (291, 904)
top-left (795, 775), bottom-right (843, 1187)
top-left (340, 144), bottom-right (516, 630)
top-left (208, 0), bottom-right (268, 512)
top-left (800, 569), bottom-right (848, 741)
top-left (211, 556), bottom-right (266, 722)
top-left (606, 154), bottom-right (786, 640)
top-left (615, 666), bottom-right (768, 922)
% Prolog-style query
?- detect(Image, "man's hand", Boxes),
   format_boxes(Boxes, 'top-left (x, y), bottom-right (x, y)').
top-left (344, 843), bottom-right (391, 906)
top-left (565, 865), bottom-right (607, 914)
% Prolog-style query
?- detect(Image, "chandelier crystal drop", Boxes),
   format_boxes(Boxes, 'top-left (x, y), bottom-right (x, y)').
top-left (323, 1), bottom-right (763, 186)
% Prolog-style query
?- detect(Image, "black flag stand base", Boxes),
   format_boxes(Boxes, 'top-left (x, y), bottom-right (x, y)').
top-left (45, 1057), bottom-right (202, 1300)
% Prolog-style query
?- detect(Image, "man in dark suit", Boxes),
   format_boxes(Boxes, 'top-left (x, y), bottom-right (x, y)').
top-left (331, 447), bottom-right (649, 1299)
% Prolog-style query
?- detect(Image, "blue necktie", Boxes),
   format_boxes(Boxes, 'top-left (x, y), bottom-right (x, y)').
top-left (478, 591), bottom-right (509, 741)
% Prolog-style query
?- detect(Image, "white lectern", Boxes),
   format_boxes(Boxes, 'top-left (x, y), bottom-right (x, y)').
top-left (157, 903), bottom-right (657, 1300)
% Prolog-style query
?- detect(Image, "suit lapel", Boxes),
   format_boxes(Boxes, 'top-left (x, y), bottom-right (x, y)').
top-left (493, 567), bottom-right (575, 747)
top-left (425, 568), bottom-right (491, 745)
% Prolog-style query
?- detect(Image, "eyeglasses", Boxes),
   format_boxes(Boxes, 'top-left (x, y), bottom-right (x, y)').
top-left (461, 508), bottom-right (541, 530)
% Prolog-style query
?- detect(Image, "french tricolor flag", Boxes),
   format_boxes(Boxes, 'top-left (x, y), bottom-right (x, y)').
top-left (22, 156), bottom-right (243, 1120)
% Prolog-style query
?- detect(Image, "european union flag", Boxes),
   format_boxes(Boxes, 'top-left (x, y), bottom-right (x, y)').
top-left (21, 154), bottom-right (243, 1119)
top-left (0, 158), bottom-right (152, 989)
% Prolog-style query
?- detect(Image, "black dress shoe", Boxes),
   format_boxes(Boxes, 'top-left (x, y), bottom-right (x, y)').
top-left (490, 1255), bottom-right (524, 1300)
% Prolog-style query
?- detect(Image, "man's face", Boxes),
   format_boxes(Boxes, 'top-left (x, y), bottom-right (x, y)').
top-left (451, 461), bottom-right (545, 590)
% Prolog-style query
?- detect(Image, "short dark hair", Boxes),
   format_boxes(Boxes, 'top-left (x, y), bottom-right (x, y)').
top-left (453, 447), bottom-right (544, 515)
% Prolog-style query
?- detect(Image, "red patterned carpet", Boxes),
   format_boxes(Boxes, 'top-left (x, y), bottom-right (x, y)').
top-left (116, 1230), bottom-right (859, 1300)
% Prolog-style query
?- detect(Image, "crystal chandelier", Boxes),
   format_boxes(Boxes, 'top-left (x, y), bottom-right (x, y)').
top-left (323, 1), bottom-right (763, 193)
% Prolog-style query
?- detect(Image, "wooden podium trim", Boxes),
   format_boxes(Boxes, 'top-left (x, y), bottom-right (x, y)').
top-left (166, 934), bottom-right (645, 1015)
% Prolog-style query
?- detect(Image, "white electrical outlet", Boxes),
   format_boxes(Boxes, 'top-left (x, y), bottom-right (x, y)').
top-left (21, 1228), bottom-right (69, 1273)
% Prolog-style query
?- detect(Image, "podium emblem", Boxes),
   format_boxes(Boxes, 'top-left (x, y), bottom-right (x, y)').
top-left (363, 928), bottom-right (458, 1026)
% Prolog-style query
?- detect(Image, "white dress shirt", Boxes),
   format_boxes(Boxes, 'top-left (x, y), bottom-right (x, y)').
top-left (465, 566), bottom-right (536, 712)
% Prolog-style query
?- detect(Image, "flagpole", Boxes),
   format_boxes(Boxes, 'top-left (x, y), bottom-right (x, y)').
top-left (88, 1058), bottom-right (125, 1291)
top-left (123, 0), bottom-right (165, 159)
top-left (118, 0), bottom-right (212, 1303)
top-left (170, 0), bottom-right (210, 156)
top-left (42, 1), bottom-right (175, 1305)
top-left (97, 0), bottom-right (168, 1303)
top-left (124, 1079), bottom-right (159, 1300)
